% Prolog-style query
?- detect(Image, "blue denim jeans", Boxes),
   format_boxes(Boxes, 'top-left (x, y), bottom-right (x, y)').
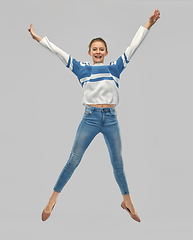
top-left (53, 105), bottom-right (129, 195)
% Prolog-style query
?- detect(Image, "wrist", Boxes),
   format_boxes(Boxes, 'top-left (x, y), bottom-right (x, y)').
top-left (32, 33), bottom-right (42, 42)
top-left (144, 20), bottom-right (153, 30)
top-left (32, 33), bottom-right (38, 39)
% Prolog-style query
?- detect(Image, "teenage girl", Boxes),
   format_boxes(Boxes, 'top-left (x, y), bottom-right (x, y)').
top-left (28, 9), bottom-right (160, 222)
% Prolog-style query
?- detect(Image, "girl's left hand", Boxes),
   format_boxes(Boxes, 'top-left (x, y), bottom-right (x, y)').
top-left (149, 9), bottom-right (160, 25)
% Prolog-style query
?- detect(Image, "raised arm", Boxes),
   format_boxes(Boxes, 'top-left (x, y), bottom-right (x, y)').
top-left (28, 24), bottom-right (43, 42)
top-left (28, 24), bottom-right (70, 66)
top-left (124, 9), bottom-right (160, 62)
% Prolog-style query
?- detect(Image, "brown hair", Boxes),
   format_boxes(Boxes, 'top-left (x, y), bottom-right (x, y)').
top-left (89, 37), bottom-right (108, 52)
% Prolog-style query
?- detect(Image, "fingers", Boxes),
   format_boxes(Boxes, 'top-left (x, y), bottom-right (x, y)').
top-left (154, 9), bottom-right (160, 17)
top-left (154, 9), bottom-right (160, 14)
top-left (153, 9), bottom-right (160, 22)
top-left (28, 24), bottom-right (31, 32)
top-left (28, 24), bottom-right (33, 32)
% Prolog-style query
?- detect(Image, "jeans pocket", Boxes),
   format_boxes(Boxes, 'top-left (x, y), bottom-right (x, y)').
top-left (84, 108), bottom-right (94, 116)
top-left (110, 108), bottom-right (117, 117)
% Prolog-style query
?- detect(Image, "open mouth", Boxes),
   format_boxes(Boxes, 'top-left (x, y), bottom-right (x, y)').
top-left (94, 55), bottom-right (102, 59)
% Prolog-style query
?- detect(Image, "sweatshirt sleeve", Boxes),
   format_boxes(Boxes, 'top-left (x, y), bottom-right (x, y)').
top-left (39, 36), bottom-right (84, 77)
top-left (124, 26), bottom-right (149, 63)
top-left (39, 36), bottom-right (70, 66)
top-left (110, 26), bottom-right (149, 74)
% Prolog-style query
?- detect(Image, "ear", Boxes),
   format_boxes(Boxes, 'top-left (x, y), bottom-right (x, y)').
top-left (88, 50), bottom-right (91, 56)
top-left (105, 51), bottom-right (108, 56)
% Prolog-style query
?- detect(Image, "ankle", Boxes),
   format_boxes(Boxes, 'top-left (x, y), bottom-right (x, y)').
top-left (49, 197), bottom-right (57, 204)
top-left (49, 191), bottom-right (59, 203)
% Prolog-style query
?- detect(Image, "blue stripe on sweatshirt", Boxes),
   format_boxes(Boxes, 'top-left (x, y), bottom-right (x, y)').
top-left (81, 77), bottom-right (119, 88)
top-left (66, 55), bottom-right (71, 68)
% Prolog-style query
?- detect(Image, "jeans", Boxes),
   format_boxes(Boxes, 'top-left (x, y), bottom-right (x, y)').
top-left (53, 105), bottom-right (129, 195)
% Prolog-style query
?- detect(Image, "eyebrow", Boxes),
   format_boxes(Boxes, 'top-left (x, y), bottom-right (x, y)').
top-left (92, 47), bottom-right (105, 49)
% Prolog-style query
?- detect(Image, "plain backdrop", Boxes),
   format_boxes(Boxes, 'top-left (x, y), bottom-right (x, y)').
top-left (0, 0), bottom-right (193, 239)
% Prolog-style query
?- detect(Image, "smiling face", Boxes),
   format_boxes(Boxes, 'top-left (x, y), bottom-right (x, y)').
top-left (88, 41), bottom-right (108, 65)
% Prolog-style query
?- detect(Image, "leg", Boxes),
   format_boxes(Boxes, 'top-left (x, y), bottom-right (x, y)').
top-left (42, 114), bottom-right (100, 219)
top-left (53, 118), bottom-right (99, 193)
top-left (102, 120), bottom-right (138, 216)
top-left (102, 125), bottom-right (129, 195)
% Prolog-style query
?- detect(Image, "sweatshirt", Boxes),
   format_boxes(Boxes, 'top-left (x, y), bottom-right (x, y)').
top-left (39, 26), bottom-right (149, 106)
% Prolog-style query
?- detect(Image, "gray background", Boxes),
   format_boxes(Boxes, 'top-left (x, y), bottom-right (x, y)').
top-left (0, 0), bottom-right (192, 239)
